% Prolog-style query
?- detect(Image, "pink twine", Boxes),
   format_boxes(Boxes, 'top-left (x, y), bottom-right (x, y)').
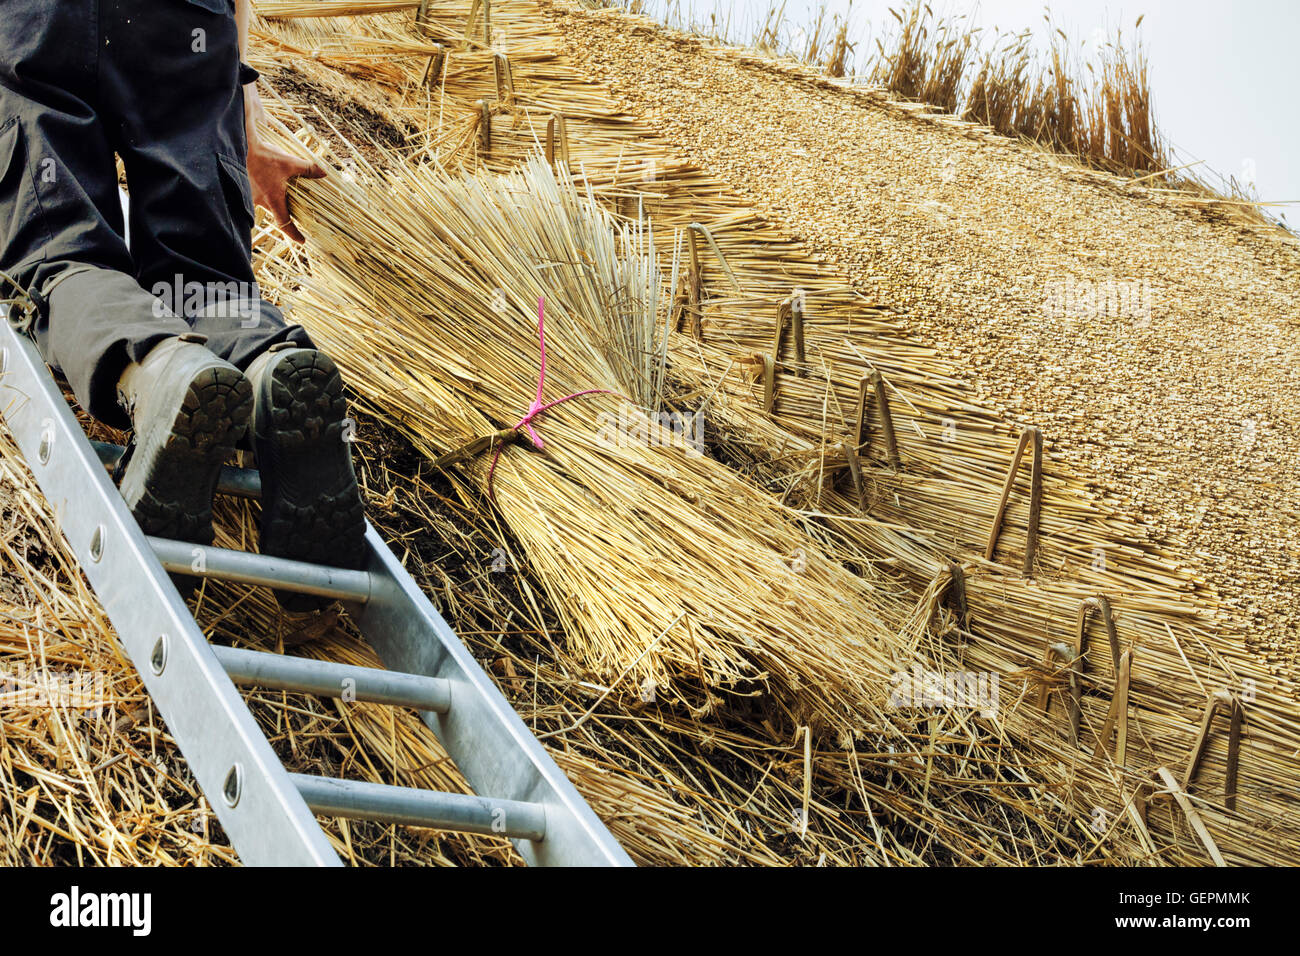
top-left (485, 296), bottom-right (614, 499)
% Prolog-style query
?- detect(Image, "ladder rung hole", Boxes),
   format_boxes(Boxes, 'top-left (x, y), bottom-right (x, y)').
top-left (37, 427), bottom-right (53, 464)
top-left (150, 634), bottom-right (168, 675)
top-left (223, 764), bottom-right (243, 808)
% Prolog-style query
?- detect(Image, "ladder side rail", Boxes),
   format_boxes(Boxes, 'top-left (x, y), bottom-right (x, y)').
top-left (85, 396), bottom-right (634, 864)
top-left (353, 527), bottom-right (634, 866)
top-left (0, 321), bottom-right (340, 866)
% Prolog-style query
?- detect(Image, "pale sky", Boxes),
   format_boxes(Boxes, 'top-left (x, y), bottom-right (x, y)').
top-left (643, 0), bottom-right (1298, 226)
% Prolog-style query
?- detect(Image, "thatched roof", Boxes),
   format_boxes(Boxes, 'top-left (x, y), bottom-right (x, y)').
top-left (3, 0), bottom-right (1298, 866)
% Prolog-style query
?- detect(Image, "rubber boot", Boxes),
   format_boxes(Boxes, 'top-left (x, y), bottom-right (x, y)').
top-left (115, 333), bottom-right (253, 595)
top-left (245, 343), bottom-right (365, 612)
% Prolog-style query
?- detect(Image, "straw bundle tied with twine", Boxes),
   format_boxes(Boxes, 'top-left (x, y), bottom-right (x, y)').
top-left (270, 151), bottom-right (927, 739)
top-left (254, 166), bottom-right (1093, 864)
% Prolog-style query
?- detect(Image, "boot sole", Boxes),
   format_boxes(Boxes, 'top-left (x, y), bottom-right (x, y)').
top-left (254, 350), bottom-right (366, 612)
top-left (120, 365), bottom-right (252, 594)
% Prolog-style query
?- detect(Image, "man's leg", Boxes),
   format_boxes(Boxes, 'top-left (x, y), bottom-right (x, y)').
top-left (104, 0), bottom-right (311, 366)
top-left (1, 2), bottom-right (256, 557)
top-left (102, 1), bottom-right (364, 604)
top-left (0, 0), bottom-right (193, 431)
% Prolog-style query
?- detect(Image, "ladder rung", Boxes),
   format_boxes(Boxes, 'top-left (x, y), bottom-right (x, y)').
top-left (290, 774), bottom-right (547, 841)
top-left (92, 440), bottom-right (261, 498)
top-left (149, 537), bottom-right (372, 603)
top-left (212, 645), bottom-right (451, 712)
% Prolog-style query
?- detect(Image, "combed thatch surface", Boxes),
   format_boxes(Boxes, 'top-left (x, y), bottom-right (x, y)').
top-left (3, 0), bottom-right (1298, 866)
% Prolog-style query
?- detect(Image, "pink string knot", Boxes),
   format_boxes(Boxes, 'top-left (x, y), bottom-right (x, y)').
top-left (486, 296), bottom-right (614, 498)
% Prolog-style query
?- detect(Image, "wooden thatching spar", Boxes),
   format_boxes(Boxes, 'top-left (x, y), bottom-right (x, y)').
top-left (477, 99), bottom-right (492, 153)
top-left (494, 51), bottom-right (515, 110)
top-left (1074, 596), bottom-right (1128, 761)
top-left (1181, 689), bottom-right (1247, 811)
top-left (852, 370), bottom-right (901, 467)
top-left (771, 293), bottom-right (807, 377)
top-left (838, 368), bottom-right (902, 512)
top-left (413, 1), bottom-right (446, 87)
top-left (1038, 595), bottom-right (1125, 750)
top-left (762, 292), bottom-right (807, 414)
top-left (462, 0), bottom-right (490, 48)
top-left (545, 114), bottom-right (571, 170)
top-left (985, 425), bottom-right (1043, 575)
top-left (942, 560), bottom-right (970, 633)
top-left (673, 222), bottom-right (742, 342)
top-left (1140, 675), bottom-right (1245, 863)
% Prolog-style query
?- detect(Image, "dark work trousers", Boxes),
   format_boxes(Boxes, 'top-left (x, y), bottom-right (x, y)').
top-left (0, 0), bottom-right (312, 430)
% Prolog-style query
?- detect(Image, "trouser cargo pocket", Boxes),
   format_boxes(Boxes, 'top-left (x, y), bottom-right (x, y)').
top-left (217, 150), bottom-right (255, 238)
top-left (0, 116), bottom-right (54, 286)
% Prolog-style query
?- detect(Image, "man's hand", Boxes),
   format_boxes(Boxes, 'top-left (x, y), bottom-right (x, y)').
top-left (243, 82), bottom-right (324, 243)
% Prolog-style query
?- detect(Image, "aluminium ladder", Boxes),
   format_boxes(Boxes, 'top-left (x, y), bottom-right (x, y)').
top-left (0, 313), bottom-right (632, 866)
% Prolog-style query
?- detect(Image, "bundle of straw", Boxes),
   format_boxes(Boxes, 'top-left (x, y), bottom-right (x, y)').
top-left (271, 153), bottom-right (933, 740)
